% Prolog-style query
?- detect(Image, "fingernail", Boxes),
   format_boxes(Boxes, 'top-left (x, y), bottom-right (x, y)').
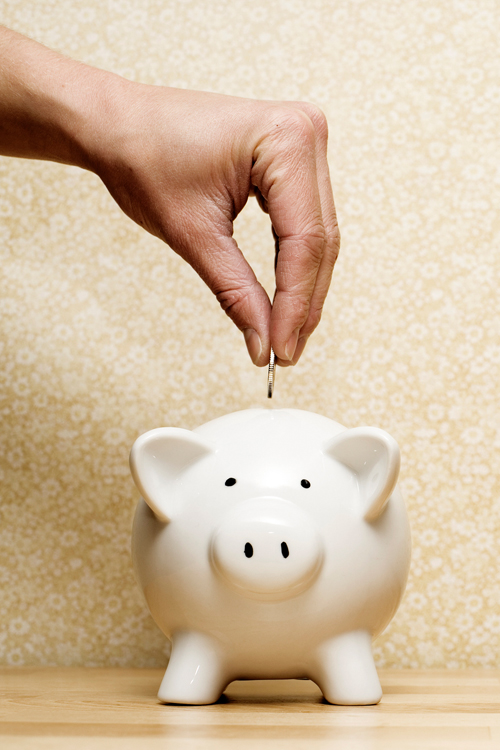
top-left (284, 328), bottom-right (301, 360)
top-left (243, 329), bottom-right (263, 364)
top-left (292, 335), bottom-right (308, 364)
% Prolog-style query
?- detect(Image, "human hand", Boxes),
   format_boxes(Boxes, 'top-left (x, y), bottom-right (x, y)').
top-left (85, 83), bottom-right (340, 366)
top-left (0, 27), bottom-right (339, 366)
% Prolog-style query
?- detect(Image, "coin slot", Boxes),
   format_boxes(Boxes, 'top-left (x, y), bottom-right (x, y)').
top-left (301, 479), bottom-right (311, 488)
top-left (244, 543), bottom-right (253, 558)
top-left (225, 477), bottom-right (237, 486)
top-left (281, 542), bottom-right (290, 558)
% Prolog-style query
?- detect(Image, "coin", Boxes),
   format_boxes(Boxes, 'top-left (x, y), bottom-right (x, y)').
top-left (267, 227), bottom-right (280, 399)
top-left (267, 347), bottom-right (276, 399)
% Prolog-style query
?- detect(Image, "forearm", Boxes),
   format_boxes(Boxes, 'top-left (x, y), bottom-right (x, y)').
top-left (0, 25), bottom-right (119, 170)
top-left (0, 26), bottom-right (339, 366)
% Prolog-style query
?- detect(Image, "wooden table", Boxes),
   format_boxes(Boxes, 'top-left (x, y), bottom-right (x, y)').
top-left (1, 668), bottom-right (499, 748)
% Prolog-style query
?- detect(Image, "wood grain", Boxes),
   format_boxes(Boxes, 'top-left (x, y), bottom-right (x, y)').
top-left (1, 668), bottom-right (499, 749)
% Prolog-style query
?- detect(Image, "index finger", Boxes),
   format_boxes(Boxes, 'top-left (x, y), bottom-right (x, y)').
top-left (251, 105), bottom-right (334, 363)
top-left (280, 102), bottom-right (340, 366)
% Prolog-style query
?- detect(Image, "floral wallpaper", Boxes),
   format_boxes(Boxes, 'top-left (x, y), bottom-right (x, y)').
top-left (1, 0), bottom-right (499, 668)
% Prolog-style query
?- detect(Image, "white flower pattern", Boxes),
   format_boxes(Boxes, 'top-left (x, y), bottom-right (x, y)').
top-left (0, 0), bottom-right (499, 668)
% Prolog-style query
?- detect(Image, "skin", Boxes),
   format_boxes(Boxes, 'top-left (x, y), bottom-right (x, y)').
top-left (0, 26), bottom-right (340, 367)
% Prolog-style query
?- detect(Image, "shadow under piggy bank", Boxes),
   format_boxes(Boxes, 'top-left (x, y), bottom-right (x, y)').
top-left (129, 408), bottom-right (411, 705)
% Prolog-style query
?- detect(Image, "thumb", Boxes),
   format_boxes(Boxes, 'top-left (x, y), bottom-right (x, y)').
top-left (188, 233), bottom-right (272, 367)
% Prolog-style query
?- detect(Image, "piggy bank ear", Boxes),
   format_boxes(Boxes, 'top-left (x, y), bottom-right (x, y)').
top-left (129, 428), bottom-right (214, 522)
top-left (324, 427), bottom-right (400, 522)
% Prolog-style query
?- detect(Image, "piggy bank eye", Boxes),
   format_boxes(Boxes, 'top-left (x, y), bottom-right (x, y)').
top-left (225, 477), bottom-right (237, 487)
top-left (301, 479), bottom-right (311, 489)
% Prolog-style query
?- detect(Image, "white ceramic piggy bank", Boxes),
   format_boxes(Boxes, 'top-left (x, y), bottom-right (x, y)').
top-left (130, 408), bottom-right (411, 705)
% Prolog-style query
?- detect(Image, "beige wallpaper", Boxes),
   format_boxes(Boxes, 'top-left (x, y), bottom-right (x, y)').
top-left (1, 0), bottom-right (500, 669)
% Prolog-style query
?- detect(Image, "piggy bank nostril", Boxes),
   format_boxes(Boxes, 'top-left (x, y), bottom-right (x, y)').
top-left (210, 499), bottom-right (324, 598)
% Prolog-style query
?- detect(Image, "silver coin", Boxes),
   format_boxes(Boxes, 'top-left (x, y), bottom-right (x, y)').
top-left (267, 347), bottom-right (276, 399)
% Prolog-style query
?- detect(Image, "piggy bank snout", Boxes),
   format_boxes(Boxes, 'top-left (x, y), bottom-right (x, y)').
top-left (211, 499), bottom-right (323, 599)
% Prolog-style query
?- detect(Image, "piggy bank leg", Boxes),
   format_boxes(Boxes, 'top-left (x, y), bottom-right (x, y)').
top-left (309, 630), bottom-right (382, 705)
top-left (157, 631), bottom-right (227, 705)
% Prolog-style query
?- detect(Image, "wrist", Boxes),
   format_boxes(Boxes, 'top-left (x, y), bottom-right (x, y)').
top-left (58, 65), bottom-right (131, 174)
top-left (0, 26), bottom-right (125, 172)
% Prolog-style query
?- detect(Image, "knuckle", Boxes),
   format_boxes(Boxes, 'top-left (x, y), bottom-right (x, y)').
top-left (280, 289), bottom-right (311, 325)
top-left (328, 223), bottom-right (341, 258)
top-left (216, 285), bottom-right (248, 315)
top-left (297, 102), bottom-right (329, 141)
top-left (277, 229), bottom-right (326, 287)
top-left (269, 106), bottom-right (317, 150)
top-left (215, 283), bottom-right (260, 327)
top-left (302, 304), bottom-right (323, 335)
top-left (292, 227), bottom-right (327, 264)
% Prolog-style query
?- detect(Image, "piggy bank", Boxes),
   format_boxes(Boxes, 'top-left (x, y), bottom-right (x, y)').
top-left (130, 408), bottom-right (411, 705)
